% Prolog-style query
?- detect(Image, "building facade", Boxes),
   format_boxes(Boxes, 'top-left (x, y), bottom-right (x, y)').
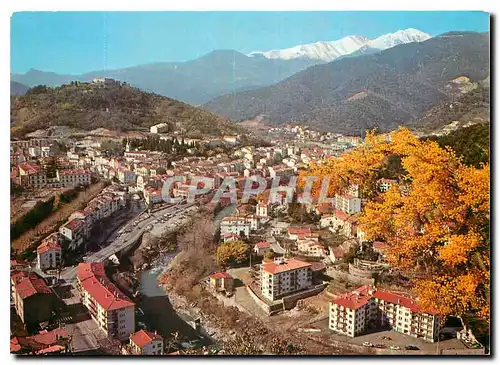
top-left (260, 258), bottom-right (313, 301)
top-left (329, 285), bottom-right (440, 342)
top-left (76, 263), bottom-right (135, 341)
top-left (36, 233), bottom-right (62, 270)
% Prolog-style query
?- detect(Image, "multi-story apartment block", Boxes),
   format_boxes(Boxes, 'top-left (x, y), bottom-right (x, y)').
top-left (220, 216), bottom-right (251, 238)
top-left (129, 330), bottom-right (164, 355)
top-left (77, 263), bottom-right (135, 341)
top-left (11, 272), bottom-right (53, 325)
top-left (36, 233), bottom-right (62, 270)
top-left (56, 169), bottom-right (91, 187)
top-left (377, 178), bottom-right (398, 193)
top-left (150, 123), bottom-right (169, 134)
top-left (260, 258), bottom-right (313, 301)
top-left (117, 169), bottom-right (137, 185)
top-left (18, 162), bottom-right (47, 189)
top-left (335, 194), bottom-right (362, 215)
top-left (329, 285), bottom-right (440, 342)
top-left (59, 218), bottom-right (85, 250)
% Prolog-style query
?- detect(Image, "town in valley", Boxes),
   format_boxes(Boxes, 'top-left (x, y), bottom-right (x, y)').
top-left (9, 11), bottom-right (490, 356)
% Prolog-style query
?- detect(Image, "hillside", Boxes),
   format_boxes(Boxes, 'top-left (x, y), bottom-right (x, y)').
top-left (10, 81), bottom-right (28, 96)
top-left (418, 78), bottom-right (490, 133)
top-left (425, 123), bottom-right (490, 168)
top-left (204, 32), bottom-right (489, 134)
top-left (10, 81), bottom-right (240, 138)
top-left (11, 51), bottom-right (318, 105)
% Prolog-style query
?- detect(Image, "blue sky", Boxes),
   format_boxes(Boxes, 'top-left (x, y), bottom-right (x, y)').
top-left (11, 11), bottom-right (490, 74)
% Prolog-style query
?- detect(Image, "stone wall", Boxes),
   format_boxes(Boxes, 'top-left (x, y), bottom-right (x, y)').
top-left (326, 267), bottom-right (375, 286)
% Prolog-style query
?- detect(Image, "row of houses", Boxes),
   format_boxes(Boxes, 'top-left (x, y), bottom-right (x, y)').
top-left (16, 162), bottom-right (92, 189)
top-left (36, 185), bottom-right (127, 270)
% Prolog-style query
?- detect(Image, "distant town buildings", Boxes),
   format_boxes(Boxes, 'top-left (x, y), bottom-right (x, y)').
top-left (150, 123), bottom-right (169, 134)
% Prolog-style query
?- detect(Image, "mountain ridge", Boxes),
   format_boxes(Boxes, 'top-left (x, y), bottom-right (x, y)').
top-left (204, 31), bottom-right (489, 135)
top-left (248, 28), bottom-right (431, 62)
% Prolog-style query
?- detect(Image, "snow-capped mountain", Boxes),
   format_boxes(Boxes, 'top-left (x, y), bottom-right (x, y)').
top-left (248, 35), bottom-right (369, 62)
top-left (248, 28), bottom-right (431, 62)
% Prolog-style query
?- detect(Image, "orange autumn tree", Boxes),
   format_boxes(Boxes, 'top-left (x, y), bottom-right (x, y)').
top-left (300, 128), bottom-right (490, 321)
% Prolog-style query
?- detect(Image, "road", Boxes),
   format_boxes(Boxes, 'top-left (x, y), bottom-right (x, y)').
top-left (60, 201), bottom-right (198, 281)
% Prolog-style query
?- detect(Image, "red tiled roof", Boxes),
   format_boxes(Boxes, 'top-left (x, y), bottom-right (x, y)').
top-left (63, 218), bottom-right (84, 231)
top-left (18, 162), bottom-right (41, 174)
top-left (335, 210), bottom-right (349, 221)
top-left (28, 328), bottom-right (69, 346)
top-left (288, 227), bottom-right (312, 236)
top-left (36, 241), bottom-right (61, 255)
top-left (36, 345), bottom-right (65, 354)
top-left (10, 337), bottom-right (22, 353)
top-left (255, 241), bottom-right (271, 249)
top-left (14, 275), bottom-right (52, 299)
top-left (262, 258), bottom-right (312, 274)
top-left (130, 330), bottom-right (163, 348)
top-left (373, 241), bottom-right (388, 252)
top-left (77, 263), bottom-right (134, 311)
top-left (210, 272), bottom-right (233, 280)
top-left (331, 246), bottom-right (346, 259)
top-left (332, 285), bottom-right (433, 314)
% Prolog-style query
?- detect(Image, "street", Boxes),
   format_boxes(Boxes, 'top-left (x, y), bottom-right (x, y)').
top-left (60, 200), bottom-right (198, 281)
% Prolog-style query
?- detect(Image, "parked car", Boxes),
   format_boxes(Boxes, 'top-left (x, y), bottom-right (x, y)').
top-left (405, 345), bottom-right (420, 350)
top-left (374, 344), bottom-right (386, 349)
top-left (381, 336), bottom-right (392, 340)
top-left (390, 345), bottom-right (401, 350)
top-left (363, 342), bottom-right (374, 347)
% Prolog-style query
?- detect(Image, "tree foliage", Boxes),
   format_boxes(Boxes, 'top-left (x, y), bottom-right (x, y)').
top-left (216, 240), bottom-right (249, 267)
top-left (301, 128), bottom-right (490, 321)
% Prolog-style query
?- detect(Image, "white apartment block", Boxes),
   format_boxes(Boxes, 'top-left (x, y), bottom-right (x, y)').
top-left (150, 123), bottom-right (169, 134)
top-left (377, 178), bottom-right (398, 193)
top-left (260, 258), bottom-right (313, 301)
top-left (329, 285), bottom-right (440, 342)
top-left (59, 218), bottom-right (85, 250)
top-left (335, 194), bottom-right (362, 215)
top-left (77, 263), bottom-right (135, 341)
top-left (57, 169), bottom-right (91, 187)
top-left (220, 217), bottom-right (251, 238)
top-left (36, 233), bottom-right (62, 270)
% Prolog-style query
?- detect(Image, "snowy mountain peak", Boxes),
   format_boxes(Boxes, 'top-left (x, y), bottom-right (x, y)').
top-left (368, 28), bottom-right (431, 50)
top-left (248, 28), bottom-right (432, 62)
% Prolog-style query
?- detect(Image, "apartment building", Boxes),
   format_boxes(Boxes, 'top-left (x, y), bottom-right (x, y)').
top-left (297, 240), bottom-right (328, 258)
top-left (150, 123), bottom-right (169, 134)
top-left (329, 285), bottom-right (440, 342)
top-left (256, 201), bottom-right (269, 218)
top-left (335, 194), bottom-right (362, 215)
top-left (260, 258), bottom-right (313, 301)
top-left (18, 162), bottom-right (47, 188)
top-left (77, 263), bottom-right (135, 341)
top-left (56, 169), bottom-right (91, 187)
top-left (129, 330), bottom-right (164, 355)
top-left (11, 272), bottom-right (53, 325)
top-left (59, 218), bottom-right (85, 250)
top-left (377, 178), bottom-right (398, 193)
top-left (220, 216), bottom-right (252, 238)
top-left (117, 169), bottom-right (137, 185)
top-left (36, 233), bottom-right (62, 270)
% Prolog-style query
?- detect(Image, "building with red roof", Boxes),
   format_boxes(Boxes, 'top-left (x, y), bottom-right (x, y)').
top-left (128, 330), bottom-right (164, 355)
top-left (335, 193), bottom-right (361, 215)
top-left (76, 262), bottom-right (135, 341)
top-left (297, 240), bottom-right (327, 258)
top-left (36, 233), bottom-right (62, 270)
top-left (329, 285), bottom-right (440, 342)
top-left (209, 272), bottom-right (234, 293)
top-left (253, 240), bottom-right (271, 256)
top-left (11, 328), bottom-right (69, 354)
top-left (260, 258), bottom-right (313, 301)
top-left (11, 272), bottom-right (53, 326)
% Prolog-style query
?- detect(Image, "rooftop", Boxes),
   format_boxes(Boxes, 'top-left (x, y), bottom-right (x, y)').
top-left (261, 258), bottom-right (312, 275)
top-left (130, 329), bottom-right (163, 348)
